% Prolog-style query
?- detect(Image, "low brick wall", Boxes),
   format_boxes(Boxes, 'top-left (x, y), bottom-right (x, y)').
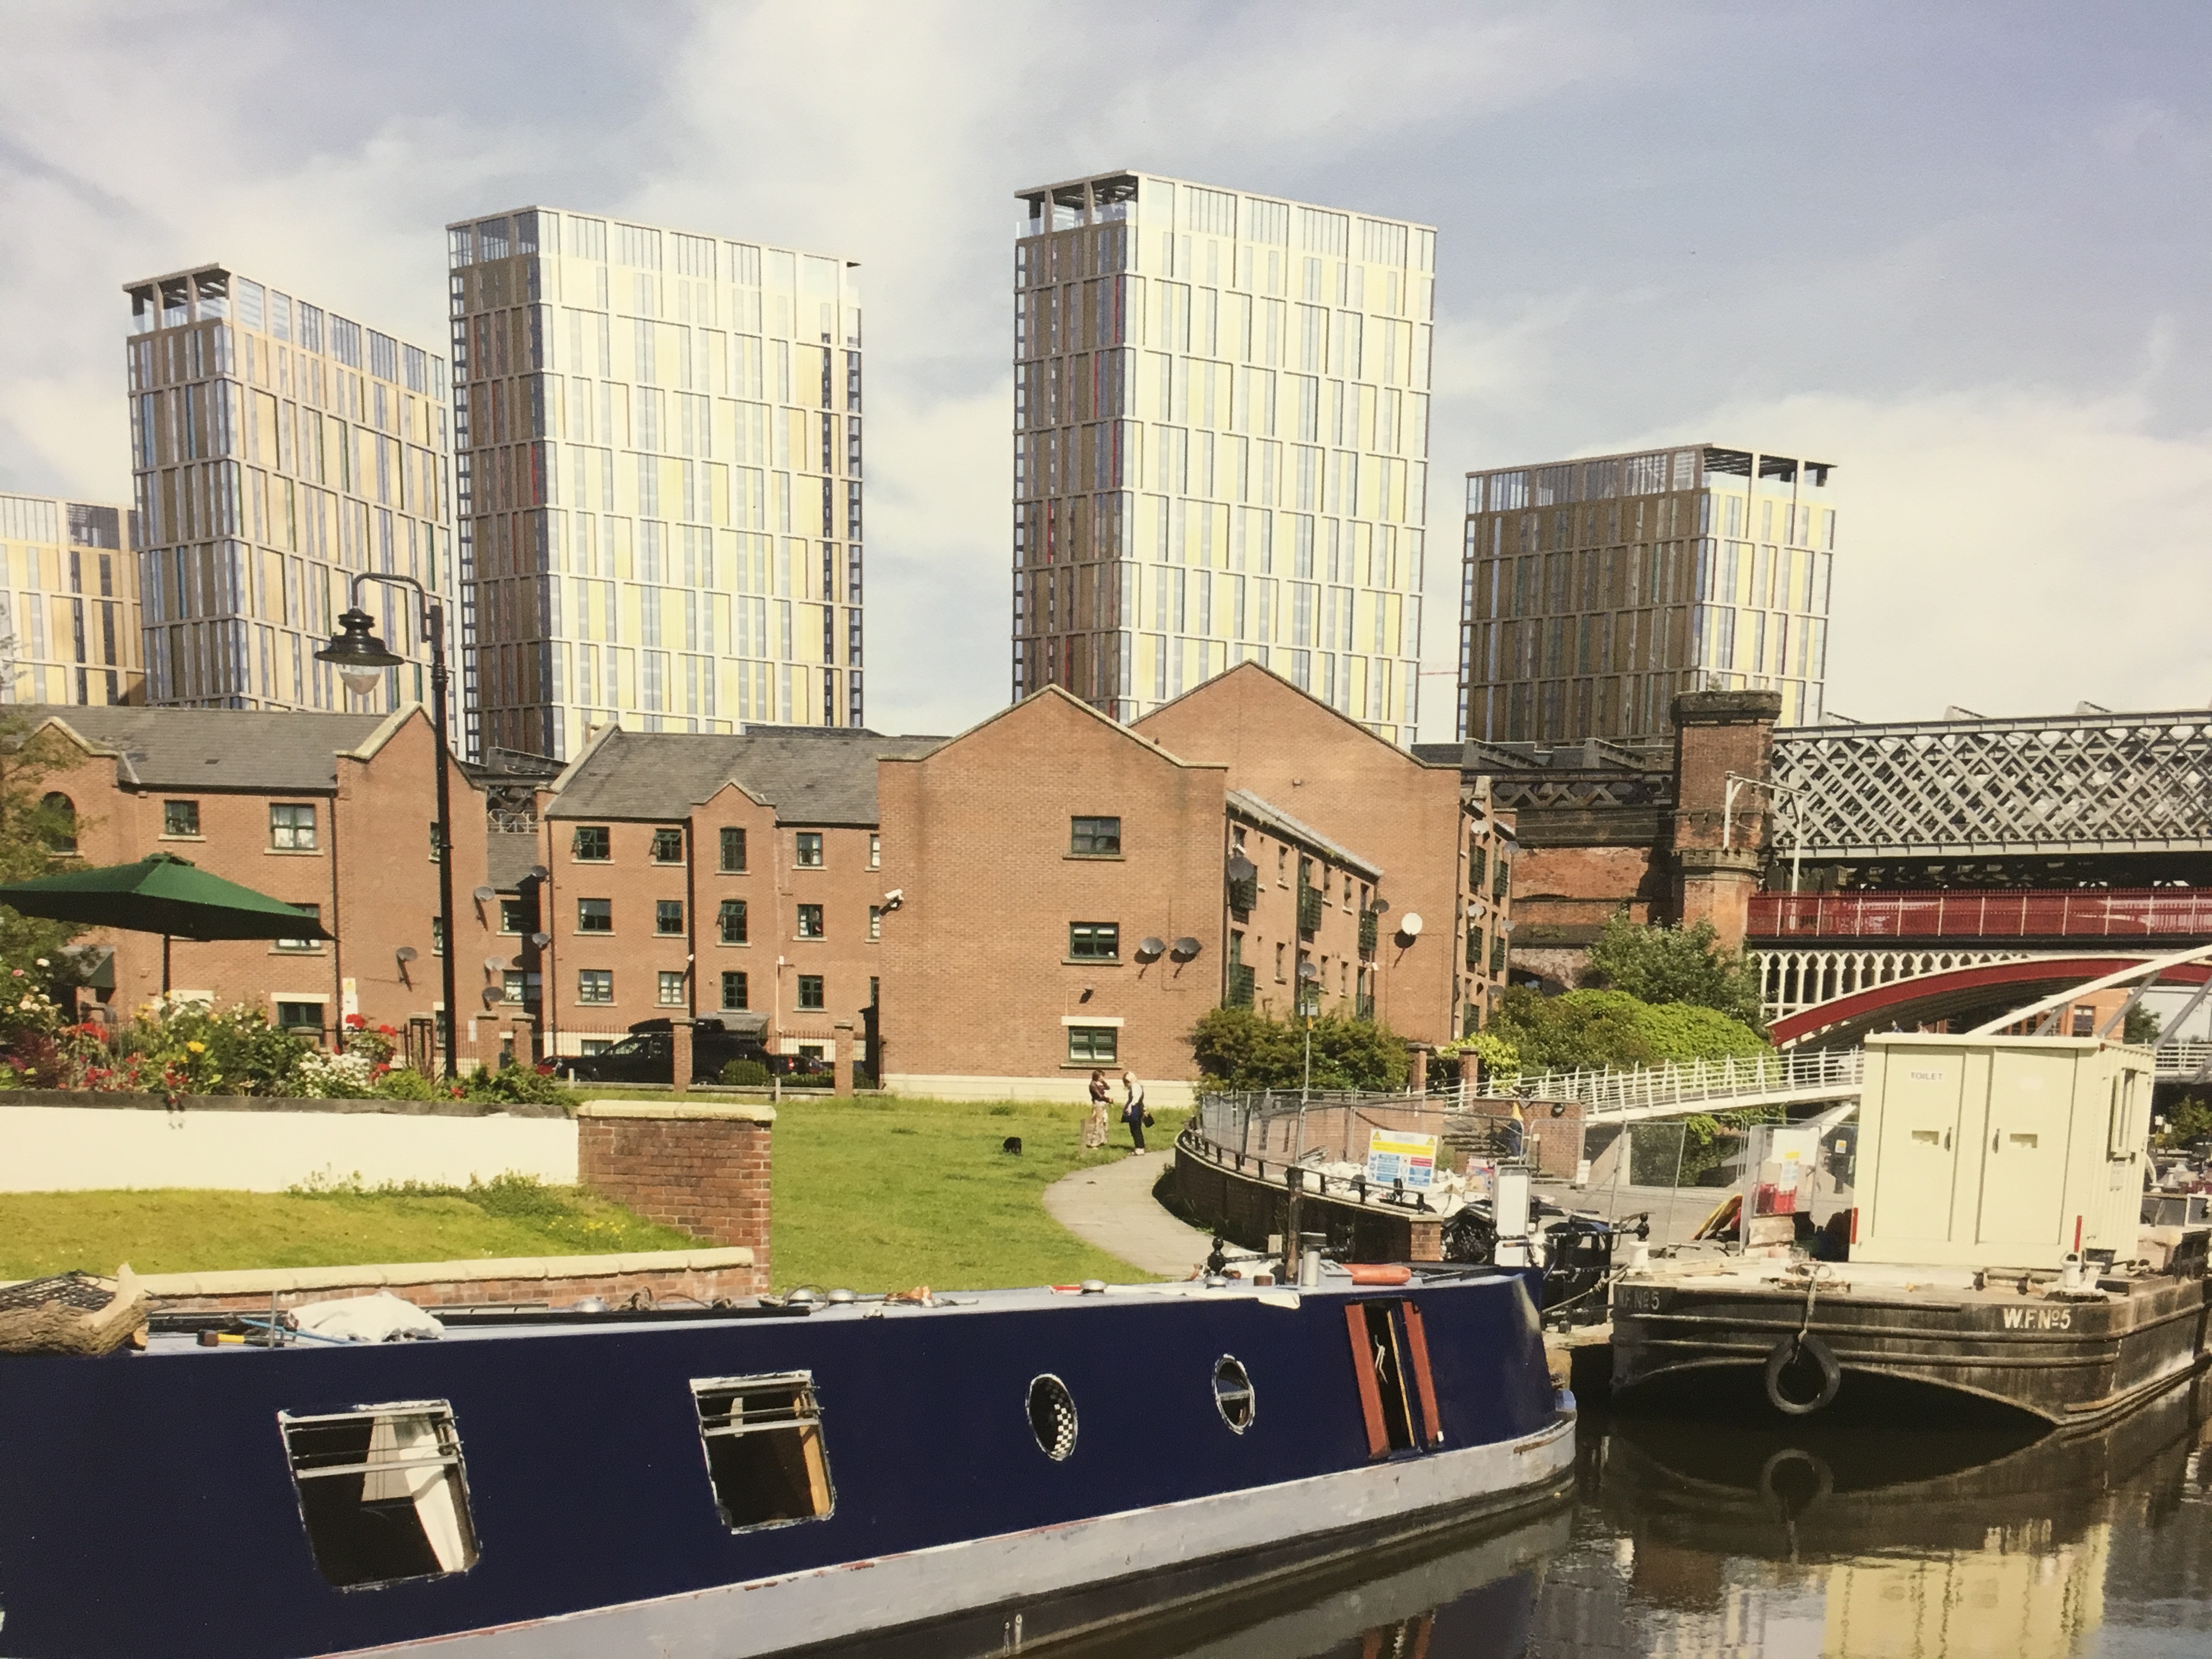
top-left (1458, 1097), bottom-right (1588, 1180)
top-left (1173, 1141), bottom-right (1445, 1263)
top-left (115, 1248), bottom-right (762, 1312)
top-left (0, 1088), bottom-right (567, 1117)
top-left (578, 1101), bottom-right (775, 1282)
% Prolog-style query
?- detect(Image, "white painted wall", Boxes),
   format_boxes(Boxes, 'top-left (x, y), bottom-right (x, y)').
top-left (0, 1107), bottom-right (578, 1193)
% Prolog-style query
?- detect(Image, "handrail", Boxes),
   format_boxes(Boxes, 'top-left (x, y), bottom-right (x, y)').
top-left (1467, 1047), bottom-right (1867, 1116)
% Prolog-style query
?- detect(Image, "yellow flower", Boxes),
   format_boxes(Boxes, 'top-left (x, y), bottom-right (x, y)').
top-left (186, 1041), bottom-right (206, 1054)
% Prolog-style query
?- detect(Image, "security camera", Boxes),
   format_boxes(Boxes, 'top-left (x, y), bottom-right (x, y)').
top-left (881, 889), bottom-right (904, 910)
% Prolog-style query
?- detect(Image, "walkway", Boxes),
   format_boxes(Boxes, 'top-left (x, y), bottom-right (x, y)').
top-left (1041, 1152), bottom-right (1213, 1279)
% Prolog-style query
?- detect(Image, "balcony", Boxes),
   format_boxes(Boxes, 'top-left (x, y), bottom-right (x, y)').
top-left (1358, 910), bottom-right (1378, 955)
top-left (1228, 874), bottom-right (1257, 917)
top-left (1748, 889), bottom-right (2212, 943)
top-left (1297, 885), bottom-right (1323, 938)
top-left (1226, 963), bottom-right (1256, 1009)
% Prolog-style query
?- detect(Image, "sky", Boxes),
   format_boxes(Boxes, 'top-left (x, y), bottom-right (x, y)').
top-left (1, 0), bottom-right (2208, 740)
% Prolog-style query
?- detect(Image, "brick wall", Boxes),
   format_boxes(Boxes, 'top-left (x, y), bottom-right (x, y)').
top-left (576, 1102), bottom-right (774, 1282)
top-left (1172, 1144), bottom-right (1446, 1262)
top-left (1670, 689), bottom-right (1782, 952)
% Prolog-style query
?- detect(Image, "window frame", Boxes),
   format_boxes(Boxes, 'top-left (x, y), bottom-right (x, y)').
top-left (576, 969), bottom-right (614, 1004)
top-left (1068, 922), bottom-right (1120, 961)
top-left (577, 898), bottom-right (613, 934)
top-left (796, 974), bottom-right (826, 1011)
top-left (269, 802), bottom-right (318, 851)
top-left (795, 903), bottom-right (825, 939)
top-left (657, 970), bottom-right (687, 1007)
top-left (655, 899), bottom-right (686, 936)
top-left (497, 899), bottom-right (527, 935)
top-left (572, 825), bottom-right (612, 862)
top-left (717, 898), bottom-right (749, 945)
top-left (688, 1370), bottom-right (837, 1535)
top-left (275, 903), bottom-right (323, 953)
top-left (720, 970), bottom-right (749, 1011)
top-left (278, 1400), bottom-right (480, 1589)
top-left (650, 826), bottom-right (685, 864)
top-left (1066, 1025), bottom-right (1119, 1064)
top-left (162, 799), bottom-right (201, 838)
top-left (1068, 815), bottom-right (1122, 857)
top-left (719, 826), bottom-right (748, 873)
top-left (794, 831), bottom-right (825, 868)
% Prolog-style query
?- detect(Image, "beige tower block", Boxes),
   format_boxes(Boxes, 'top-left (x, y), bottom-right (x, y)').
top-left (1853, 1033), bottom-right (2154, 1269)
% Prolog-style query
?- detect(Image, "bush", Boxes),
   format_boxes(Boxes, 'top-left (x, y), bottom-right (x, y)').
top-left (1489, 986), bottom-right (1768, 1074)
top-left (373, 1065), bottom-right (443, 1101)
top-left (1191, 1006), bottom-right (1409, 1092)
top-left (1584, 915), bottom-right (1767, 1031)
top-left (719, 1057), bottom-right (771, 1087)
top-left (459, 1060), bottom-right (567, 1107)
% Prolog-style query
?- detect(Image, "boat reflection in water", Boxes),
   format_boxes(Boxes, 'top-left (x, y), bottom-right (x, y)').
top-left (1022, 1374), bottom-right (2212, 1658)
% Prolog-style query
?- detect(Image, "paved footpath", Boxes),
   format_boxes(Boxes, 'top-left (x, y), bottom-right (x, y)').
top-left (1042, 1151), bottom-right (1215, 1279)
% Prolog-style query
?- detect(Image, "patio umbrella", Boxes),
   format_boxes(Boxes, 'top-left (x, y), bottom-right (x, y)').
top-left (0, 851), bottom-right (334, 991)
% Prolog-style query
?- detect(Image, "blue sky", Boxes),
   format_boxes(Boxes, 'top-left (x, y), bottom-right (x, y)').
top-left (2, 0), bottom-right (2207, 737)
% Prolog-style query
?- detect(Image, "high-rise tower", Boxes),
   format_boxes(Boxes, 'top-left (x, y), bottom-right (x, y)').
top-left (1012, 171), bottom-right (1435, 743)
top-left (1457, 444), bottom-right (1837, 743)
top-left (121, 265), bottom-right (453, 712)
top-left (0, 494), bottom-right (144, 706)
top-left (447, 208), bottom-right (865, 761)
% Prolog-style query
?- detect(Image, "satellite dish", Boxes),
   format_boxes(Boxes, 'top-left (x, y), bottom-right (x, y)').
top-left (1468, 900), bottom-right (1487, 921)
top-left (484, 955), bottom-right (509, 972)
top-left (1369, 897), bottom-right (1391, 915)
top-left (1398, 912), bottom-right (1424, 938)
top-left (1169, 936), bottom-right (1201, 962)
top-left (472, 885), bottom-right (498, 903)
top-left (1297, 961), bottom-right (1321, 981)
top-left (527, 865), bottom-right (550, 883)
top-left (479, 985), bottom-right (503, 1007)
top-left (1135, 936), bottom-right (1166, 963)
top-left (1226, 854), bottom-right (1257, 883)
top-left (531, 932), bottom-right (552, 949)
top-left (394, 946), bottom-right (419, 963)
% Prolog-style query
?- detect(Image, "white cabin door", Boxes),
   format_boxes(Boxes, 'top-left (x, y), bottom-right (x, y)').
top-left (1976, 1050), bottom-right (2073, 1248)
top-left (1871, 1056), bottom-right (1964, 1244)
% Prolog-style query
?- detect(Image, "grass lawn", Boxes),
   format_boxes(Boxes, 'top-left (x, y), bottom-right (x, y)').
top-left (0, 1096), bottom-right (1192, 1292)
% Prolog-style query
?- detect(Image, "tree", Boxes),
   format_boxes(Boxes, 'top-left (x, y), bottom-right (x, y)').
top-left (2125, 1004), bottom-right (2163, 1047)
top-left (2158, 1096), bottom-right (2212, 1147)
top-left (1488, 985), bottom-right (1769, 1074)
top-left (1190, 1006), bottom-right (1409, 1092)
top-left (0, 713), bottom-right (86, 975)
top-left (1584, 913), bottom-right (1767, 1031)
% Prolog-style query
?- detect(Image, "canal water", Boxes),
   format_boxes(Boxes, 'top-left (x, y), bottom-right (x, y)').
top-left (1076, 1373), bottom-right (2212, 1659)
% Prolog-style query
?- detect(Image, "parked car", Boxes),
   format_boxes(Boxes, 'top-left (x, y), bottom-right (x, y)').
top-left (555, 1014), bottom-right (772, 1085)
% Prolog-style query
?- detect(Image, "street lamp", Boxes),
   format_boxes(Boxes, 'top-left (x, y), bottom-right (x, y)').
top-left (315, 578), bottom-right (460, 1078)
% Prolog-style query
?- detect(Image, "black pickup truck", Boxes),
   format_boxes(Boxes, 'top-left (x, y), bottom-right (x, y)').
top-left (554, 1014), bottom-right (777, 1085)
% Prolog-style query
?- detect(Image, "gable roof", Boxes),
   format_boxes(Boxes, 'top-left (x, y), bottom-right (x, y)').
top-left (880, 684), bottom-right (1218, 773)
top-left (20, 705), bottom-right (408, 793)
top-left (1133, 661), bottom-right (1458, 766)
top-left (546, 725), bottom-right (942, 825)
top-left (1227, 788), bottom-right (1384, 879)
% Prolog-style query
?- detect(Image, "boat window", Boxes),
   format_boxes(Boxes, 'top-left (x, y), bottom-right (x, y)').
top-left (691, 1373), bottom-right (834, 1531)
top-left (1027, 1374), bottom-right (1079, 1460)
top-left (279, 1401), bottom-right (479, 1588)
top-left (1212, 1356), bottom-right (1256, 1432)
top-left (1345, 1302), bottom-right (1419, 1458)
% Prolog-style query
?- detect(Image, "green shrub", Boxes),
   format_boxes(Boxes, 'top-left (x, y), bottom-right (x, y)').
top-left (1489, 986), bottom-right (1768, 1074)
top-left (1191, 1006), bottom-right (1409, 1092)
top-left (459, 1061), bottom-right (566, 1107)
top-left (719, 1057), bottom-right (771, 1087)
top-left (1583, 915), bottom-right (1767, 1031)
top-left (373, 1065), bottom-right (443, 1101)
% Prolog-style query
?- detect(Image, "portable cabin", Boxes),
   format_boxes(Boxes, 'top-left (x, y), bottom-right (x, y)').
top-left (1852, 1033), bottom-right (2153, 1269)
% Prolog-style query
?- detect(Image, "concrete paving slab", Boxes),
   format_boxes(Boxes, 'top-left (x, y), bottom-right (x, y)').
top-left (1042, 1152), bottom-right (1214, 1279)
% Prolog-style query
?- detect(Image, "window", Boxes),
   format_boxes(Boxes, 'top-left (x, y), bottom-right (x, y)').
top-left (40, 793), bottom-right (76, 854)
top-left (797, 974), bottom-right (825, 1011)
top-left (1069, 816), bottom-right (1121, 856)
top-left (572, 825), bottom-right (611, 861)
top-left (428, 821), bottom-right (444, 864)
top-left (579, 1039), bottom-right (613, 1057)
top-left (1067, 1025), bottom-right (1119, 1064)
top-left (431, 916), bottom-right (445, 956)
top-left (658, 971), bottom-right (686, 1006)
top-left (656, 899), bottom-right (685, 935)
top-left (796, 904), bottom-right (824, 938)
top-left (498, 899), bottom-right (526, 935)
top-left (721, 970), bottom-right (749, 1010)
top-left (1069, 922), bottom-right (1120, 960)
top-left (719, 826), bottom-right (748, 872)
top-left (651, 826), bottom-right (685, 863)
top-left (503, 971), bottom-right (528, 1004)
top-left (868, 833), bottom-right (881, 870)
top-left (276, 903), bottom-right (323, 952)
top-left (2072, 1005), bottom-right (2096, 1037)
top-left (1275, 942), bottom-right (1286, 982)
top-left (1026, 1374), bottom-right (1079, 1460)
top-left (275, 1001), bottom-right (323, 1036)
top-left (1212, 1357), bottom-right (1256, 1433)
top-left (578, 898), bottom-right (612, 932)
top-left (690, 1373), bottom-right (834, 1532)
top-left (163, 799), bottom-right (200, 837)
top-left (577, 969), bottom-right (613, 1003)
top-left (270, 803), bottom-right (317, 850)
top-left (279, 1402), bottom-right (479, 1588)
top-left (794, 831), bottom-right (823, 867)
top-left (718, 899), bottom-right (748, 944)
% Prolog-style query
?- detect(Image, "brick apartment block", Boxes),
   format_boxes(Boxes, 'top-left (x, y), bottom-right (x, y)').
top-left (17, 705), bottom-right (501, 1047)
top-left (515, 725), bottom-right (934, 1064)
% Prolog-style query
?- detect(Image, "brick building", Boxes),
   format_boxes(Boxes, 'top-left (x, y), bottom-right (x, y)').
top-left (523, 725), bottom-right (934, 1065)
top-left (19, 705), bottom-right (499, 1047)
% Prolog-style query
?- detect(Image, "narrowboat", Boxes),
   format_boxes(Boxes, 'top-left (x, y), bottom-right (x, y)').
top-left (0, 1267), bottom-right (1573, 1658)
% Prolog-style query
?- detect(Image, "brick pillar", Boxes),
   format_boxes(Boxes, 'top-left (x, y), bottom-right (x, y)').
top-left (833, 1020), bottom-right (854, 1097)
top-left (1408, 1043), bottom-right (1430, 1096)
top-left (669, 1015), bottom-right (694, 1095)
top-left (1669, 689), bottom-right (1783, 952)
top-left (576, 1101), bottom-right (775, 1290)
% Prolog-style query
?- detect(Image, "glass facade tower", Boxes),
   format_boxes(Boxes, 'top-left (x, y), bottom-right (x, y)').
top-left (448, 207), bottom-right (865, 761)
top-left (1458, 444), bottom-right (1837, 743)
top-left (121, 265), bottom-right (452, 712)
top-left (1012, 171), bottom-right (1435, 742)
top-left (0, 494), bottom-right (144, 707)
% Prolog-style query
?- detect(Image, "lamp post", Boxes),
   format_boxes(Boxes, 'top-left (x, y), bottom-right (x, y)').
top-left (315, 577), bottom-right (459, 1079)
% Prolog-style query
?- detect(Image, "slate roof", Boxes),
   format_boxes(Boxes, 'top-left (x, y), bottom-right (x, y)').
top-left (1225, 788), bottom-right (1384, 879)
top-left (485, 829), bottom-right (544, 892)
top-left (547, 726), bottom-right (943, 827)
top-left (20, 706), bottom-right (399, 793)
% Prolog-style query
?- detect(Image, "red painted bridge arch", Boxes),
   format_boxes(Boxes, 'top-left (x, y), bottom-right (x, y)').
top-left (1772, 954), bottom-right (2211, 1049)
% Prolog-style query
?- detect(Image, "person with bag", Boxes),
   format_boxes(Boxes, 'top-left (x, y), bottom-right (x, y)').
top-left (1120, 1070), bottom-right (1151, 1154)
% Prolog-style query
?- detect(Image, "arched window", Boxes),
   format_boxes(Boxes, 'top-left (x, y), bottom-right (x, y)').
top-left (41, 793), bottom-right (76, 855)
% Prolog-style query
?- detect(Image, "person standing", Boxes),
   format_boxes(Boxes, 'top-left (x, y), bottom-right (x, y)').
top-left (1082, 1070), bottom-right (1110, 1149)
top-left (1121, 1070), bottom-right (1149, 1154)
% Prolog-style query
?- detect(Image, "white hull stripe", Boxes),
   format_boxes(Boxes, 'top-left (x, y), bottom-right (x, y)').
top-left (336, 1414), bottom-right (1576, 1658)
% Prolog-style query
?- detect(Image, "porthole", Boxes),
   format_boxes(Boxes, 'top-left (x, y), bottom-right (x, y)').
top-left (1027, 1374), bottom-right (1078, 1460)
top-left (1212, 1356), bottom-right (1256, 1433)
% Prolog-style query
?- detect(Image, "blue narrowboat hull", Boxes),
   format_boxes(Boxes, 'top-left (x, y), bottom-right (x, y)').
top-left (0, 1273), bottom-right (1571, 1657)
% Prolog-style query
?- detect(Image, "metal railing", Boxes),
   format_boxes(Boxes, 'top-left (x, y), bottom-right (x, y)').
top-left (1752, 889), bottom-right (2212, 942)
top-left (1468, 1047), bottom-right (1867, 1118)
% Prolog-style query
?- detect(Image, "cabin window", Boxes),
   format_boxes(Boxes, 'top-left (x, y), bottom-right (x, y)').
top-left (279, 1401), bottom-right (479, 1588)
top-left (691, 1373), bottom-right (834, 1532)
top-left (1027, 1373), bottom-right (1078, 1460)
top-left (1212, 1356), bottom-right (1256, 1432)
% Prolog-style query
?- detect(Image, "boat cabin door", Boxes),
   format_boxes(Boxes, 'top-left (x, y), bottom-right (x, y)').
top-left (1345, 1300), bottom-right (1444, 1458)
top-left (1868, 1054), bottom-right (1966, 1245)
top-left (1974, 1048), bottom-right (2072, 1248)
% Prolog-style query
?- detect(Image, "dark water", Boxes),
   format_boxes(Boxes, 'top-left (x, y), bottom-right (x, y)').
top-left (1080, 1374), bottom-right (2212, 1659)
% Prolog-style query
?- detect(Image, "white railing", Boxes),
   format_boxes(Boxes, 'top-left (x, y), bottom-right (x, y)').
top-left (2157, 1041), bottom-right (2212, 1081)
top-left (1469, 1047), bottom-right (1867, 1118)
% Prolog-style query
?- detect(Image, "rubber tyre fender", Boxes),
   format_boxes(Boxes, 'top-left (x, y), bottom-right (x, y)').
top-left (1763, 1332), bottom-right (1842, 1416)
top-left (1757, 1446), bottom-right (1836, 1520)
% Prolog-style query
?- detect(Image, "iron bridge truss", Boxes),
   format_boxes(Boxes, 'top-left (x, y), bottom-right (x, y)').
top-left (1771, 710), bottom-right (2212, 860)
